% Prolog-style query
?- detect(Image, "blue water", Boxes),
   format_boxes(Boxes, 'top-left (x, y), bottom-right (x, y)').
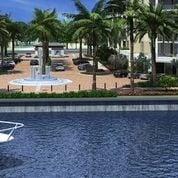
top-left (0, 112), bottom-right (178, 178)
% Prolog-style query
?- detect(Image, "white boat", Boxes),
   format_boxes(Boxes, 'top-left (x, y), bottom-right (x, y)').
top-left (0, 121), bottom-right (24, 143)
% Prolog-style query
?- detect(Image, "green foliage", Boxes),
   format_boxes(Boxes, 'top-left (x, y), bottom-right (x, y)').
top-left (30, 8), bottom-right (60, 41)
top-left (97, 45), bottom-right (117, 62)
top-left (108, 53), bottom-right (128, 70)
top-left (109, 18), bottom-right (126, 49)
top-left (0, 90), bottom-right (118, 99)
top-left (135, 53), bottom-right (151, 73)
top-left (159, 76), bottom-right (177, 89)
top-left (136, 81), bottom-right (160, 88)
top-left (136, 75), bottom-right (178, 89)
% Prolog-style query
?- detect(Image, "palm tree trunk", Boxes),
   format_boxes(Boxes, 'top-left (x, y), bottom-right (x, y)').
top-left (87, 41), bottom-right (90, 56)
top-left (129, 18), bottom-right (135, 93)
top-left (46, 41), bottom-right (49, 64)
top-left (42, 41), bottom-right (48, 74)
top-left (151, 37), bottom-right (157, 82)
top-left (79, 38), bottom-right (82, 59)
top-left (66, 43), bottom-right (69, 49)
top-left (172, 34), bottom-right (175, 57)
top-left (92, 45), bottom-right (97, 90)
top-left (5, 44), bottom-right (7, 57)
top-left (12, 38), bottom-right (15, 62)
top-left (1, 45), bottom-right (4, 65)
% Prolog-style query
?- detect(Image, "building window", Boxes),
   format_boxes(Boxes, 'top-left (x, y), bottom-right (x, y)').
top-left (158, 43), bottom-right (178, 57)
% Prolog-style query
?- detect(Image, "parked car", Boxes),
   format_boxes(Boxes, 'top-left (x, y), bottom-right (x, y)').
top-left (5, 60), bottom-right (15, 66)
top-left (78, 63), bottom-right (92, 71)
top-left (73, 59), bottom-right (90, 65)
top-left (14, 56), bottom-right (22, 64)
top-left (0, 60), bottom-right (15, 70)
top-left (6, 53), bottom-right (18, 57)
top-left (54, 63), bottom-right (65, 71)
top-left (30, 59), bottom-right (39, 66)
top-left (113, 70), bottom-right (128, 78)
top-left (26, 53), bottom-right (32, 58)
top-left (139, 73), bottom-right (150, 80)
top-left (128, 72), bottom-right (141, 79)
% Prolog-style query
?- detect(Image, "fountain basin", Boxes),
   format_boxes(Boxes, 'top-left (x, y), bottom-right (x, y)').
top-left (10, 76), bottom-right (72, 86)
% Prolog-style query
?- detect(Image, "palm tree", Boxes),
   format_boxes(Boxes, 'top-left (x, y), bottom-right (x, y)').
top-left (0, 15), bottom-right (9, 64)
top-left (124, 0), bottom-right (142, 92)
top-left (72, 0), bottom-right (110, 90)
top-left (109, 18), bottom-right (126, 51)
top-left (65, 0), bottom-right (107, 60)
top-left (136, 3), bottom-right (176, 82)
top-left (109, 18), bottom-right (126, 70)
top-left (64, 0), bottom-right (90, 59)
top-left (108, 0), bottom-right (141, 92)
top-left (7, 21), bottom-right (21, 62)
top-left (105, 0), bottom-right (126, 17)
top-left (30, 8), bottom-right (60, 74)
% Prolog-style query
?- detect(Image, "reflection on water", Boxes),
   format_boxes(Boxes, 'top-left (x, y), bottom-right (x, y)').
top-left (0, 155), bottom-right (23, 171)
top-left (0, 112), bottom-right (178, 177)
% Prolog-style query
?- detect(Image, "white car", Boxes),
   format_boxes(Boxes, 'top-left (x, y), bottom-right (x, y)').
top-left (140, 73), bottom-right (150, 80)
top-left (55, 63), bottom-right (65, 71)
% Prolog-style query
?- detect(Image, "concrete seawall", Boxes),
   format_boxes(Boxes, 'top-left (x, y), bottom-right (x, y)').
top-left (0, 96), bottom-right (178, 113)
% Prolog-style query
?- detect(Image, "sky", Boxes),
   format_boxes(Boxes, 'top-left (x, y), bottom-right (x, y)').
top-left (0, 0), bottom-right (97, 22)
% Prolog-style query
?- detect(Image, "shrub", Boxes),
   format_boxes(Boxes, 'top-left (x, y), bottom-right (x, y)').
top-left (97, 45), bottom-right (117, 63)
top-left (134, 53), bottom-right (151, 73)
top-left (0, 90), bottom-right (118, 99)
top-left (159, 76), bottom-right (177, 90)
top-left (136, 81), bottom-right (160, 88)
top-left (108, 54), bottom-right (128, 70)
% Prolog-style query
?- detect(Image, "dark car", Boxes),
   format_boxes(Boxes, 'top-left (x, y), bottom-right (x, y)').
top-left (26, 53), bottom-right (32, 58)
top-left (78, 63), bottom-right (92, 70)
top-left (128, 72), bottom-right (141, 79)
top-left (6, 53), bottom-right (18, 57)
top-left (0, 61), bottom-right (15, 70)
top-left (30, 59), bottom-right (39, 66)
top-left (14, 56), bottom-right (23, 64)
top-left (73, 59), bottom-right (90, 65)
top-left (113, 70), bottom-right (128, 78)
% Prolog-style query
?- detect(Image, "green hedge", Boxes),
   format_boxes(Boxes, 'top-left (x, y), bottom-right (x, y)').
top-left (0, 90), bottom-right (118, 99)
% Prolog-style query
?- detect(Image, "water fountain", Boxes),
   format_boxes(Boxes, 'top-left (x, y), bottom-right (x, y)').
top-left (10, 48), bottom-right (72, 88)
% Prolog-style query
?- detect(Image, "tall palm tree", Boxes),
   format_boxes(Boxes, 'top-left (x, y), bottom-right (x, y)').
top-left (72, 0), bottom-right (110, 90)
top-left (108, 0), bottom-right (141, 92)
top-left (7, 21), bottom-right (21, 62)
top-left (65, 0), bottom-right (106, 60)
top-left (109, 18), bottom-right (126, 70)
top-left (0, 15), bottom-right (9, 64)
top-left (136, 3), bottom-right (176, 82)
top-left (124, 0), bottom-right (141, 92)
top-left (30, 8), bottom-right (60, 74)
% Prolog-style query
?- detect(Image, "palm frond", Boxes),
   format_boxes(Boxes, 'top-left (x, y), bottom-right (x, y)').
top-left (92, 0), bottom-right (105, 13)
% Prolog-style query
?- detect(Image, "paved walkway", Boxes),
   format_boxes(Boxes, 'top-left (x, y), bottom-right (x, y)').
top-left (0, 54), bottom-right (139, 93)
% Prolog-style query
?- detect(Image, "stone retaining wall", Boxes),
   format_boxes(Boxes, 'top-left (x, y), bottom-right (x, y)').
top-left (0, 97), bottom-right (178, 113)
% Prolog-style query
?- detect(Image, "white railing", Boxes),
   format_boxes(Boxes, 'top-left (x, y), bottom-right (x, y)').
top-left (0, 121), bottom-right (24, 142)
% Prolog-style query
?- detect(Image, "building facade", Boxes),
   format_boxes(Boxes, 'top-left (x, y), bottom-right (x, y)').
top-left (150, 0), bottom-right (178, 73)
top-left (132, 0), bottom-right (178, 73)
